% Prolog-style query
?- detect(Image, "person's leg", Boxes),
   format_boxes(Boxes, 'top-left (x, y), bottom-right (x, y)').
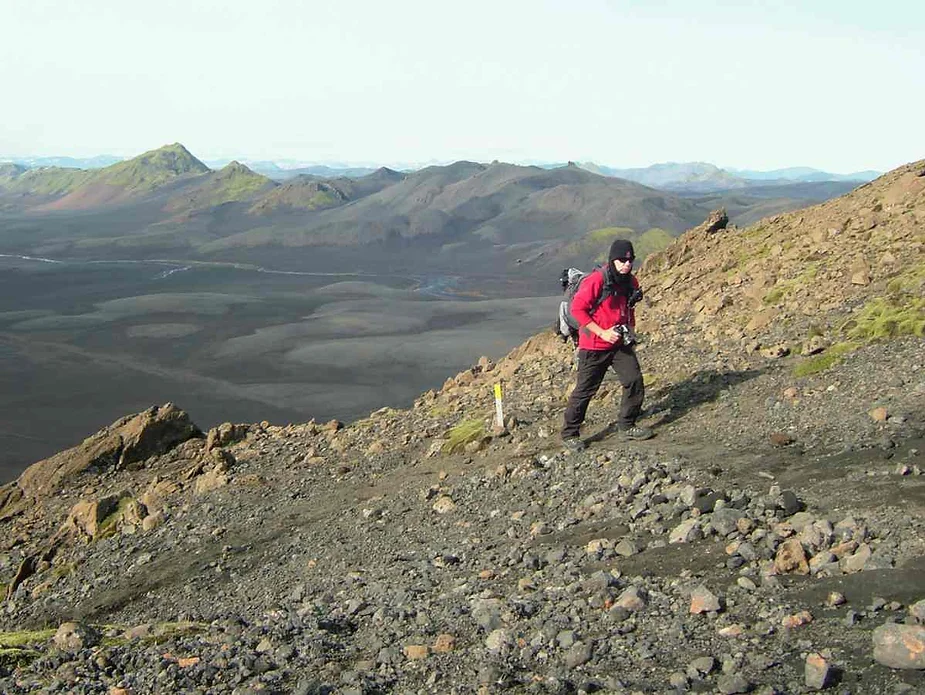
top-left (562, 350), bottom-right (613, 439)
top-left (610, 346), bottom-right (644, 429)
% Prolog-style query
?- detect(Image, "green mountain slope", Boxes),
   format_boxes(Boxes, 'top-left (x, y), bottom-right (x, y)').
top-left (0, 166), bottom-right (94, 197)
top-left (38, 144), bottom-right (211, 210)
top-left (166, 161), bottom-right (277, 214)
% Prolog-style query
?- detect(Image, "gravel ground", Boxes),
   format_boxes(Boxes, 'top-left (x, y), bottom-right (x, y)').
top-left (1, 334), bottom-right (924, 694)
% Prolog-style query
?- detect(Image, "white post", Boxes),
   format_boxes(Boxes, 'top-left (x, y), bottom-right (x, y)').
top-left (493, 383), bottom-right (504, 430)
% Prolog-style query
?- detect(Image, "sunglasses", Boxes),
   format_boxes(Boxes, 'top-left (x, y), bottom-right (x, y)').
top-left (616, 257), bottom-right (634, 264)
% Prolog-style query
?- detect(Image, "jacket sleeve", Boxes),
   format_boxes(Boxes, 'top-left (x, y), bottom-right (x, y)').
top-left (569, 270), bottom-right (604, 328)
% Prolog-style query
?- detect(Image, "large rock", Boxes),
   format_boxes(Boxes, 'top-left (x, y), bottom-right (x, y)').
top-left (1, 404), bottom-right (200, 519)
top-left (872, 623), bottom-right (925, 669)
top-left (205, 422), bottom-right (249, 451)
top-left (65, 493), bottom-right (147, 539)
top-left (696, 208), bottom-right (729, 235)
top-left (53, 621), bottom-right (101, 651)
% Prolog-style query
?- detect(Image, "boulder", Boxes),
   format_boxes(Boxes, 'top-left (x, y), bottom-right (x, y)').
top-left (53, 621), bottom-right (100, 651)
top-left (65, 493), bottom-right (147, 539)
top-left (696, 208), bottom-right (729, 235)
top-left (873, 623), bottom-right (925, 669)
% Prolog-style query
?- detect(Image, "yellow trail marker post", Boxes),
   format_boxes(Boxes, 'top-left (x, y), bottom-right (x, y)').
top-left (494, 383), bottom-right (504, 430)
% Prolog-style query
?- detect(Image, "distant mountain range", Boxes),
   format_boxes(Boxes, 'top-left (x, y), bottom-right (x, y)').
top-left (0, 143), bottom-right (870, 282)
top-left (2, 152), bottom-right (881, 189)
top-left (0, 154), bottom-right (124, 169)
top-left (577, 161), bottom-right (880, 193)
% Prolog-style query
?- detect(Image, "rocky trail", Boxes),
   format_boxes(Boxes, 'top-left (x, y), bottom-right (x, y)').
top-left (1, 328), bottom-right (923, 694)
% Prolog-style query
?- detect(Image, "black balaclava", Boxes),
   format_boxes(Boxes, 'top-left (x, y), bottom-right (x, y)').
top-left (607, 239), bottom-right (635, 294)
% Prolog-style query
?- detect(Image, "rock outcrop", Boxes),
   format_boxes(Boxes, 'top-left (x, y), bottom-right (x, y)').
top-left (0, 404), bottom-right (200, 521)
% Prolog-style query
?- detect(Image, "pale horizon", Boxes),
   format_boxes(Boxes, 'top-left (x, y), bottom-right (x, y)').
top-left (0, 145), bottom-right (894, 177)
top-left (3, 0), bottom-right (923, 173)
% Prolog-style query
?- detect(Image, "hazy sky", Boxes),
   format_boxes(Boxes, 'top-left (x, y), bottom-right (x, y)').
top-left (2, 0), bottom-right (923, 172)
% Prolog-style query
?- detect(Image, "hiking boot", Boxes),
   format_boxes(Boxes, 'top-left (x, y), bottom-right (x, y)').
top-left (562, 437), bottom-right (587, 452)
top-left (620, 425), bottom-right (654, 441)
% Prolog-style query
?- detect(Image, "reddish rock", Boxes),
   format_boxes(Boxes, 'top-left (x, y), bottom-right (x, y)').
top-left (775, 539), bottom-right (810, 575)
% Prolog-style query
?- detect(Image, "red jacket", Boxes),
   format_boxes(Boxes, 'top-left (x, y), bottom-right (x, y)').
top-left (570, 268), bottom-right (639, 351)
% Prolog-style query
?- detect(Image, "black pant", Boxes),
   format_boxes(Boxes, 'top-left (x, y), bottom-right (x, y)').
top-left (561, 346), bottom-right (644, 438)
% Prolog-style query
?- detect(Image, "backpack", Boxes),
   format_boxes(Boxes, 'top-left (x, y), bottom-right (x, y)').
top-left (555, 266), bottom-right (615, 344)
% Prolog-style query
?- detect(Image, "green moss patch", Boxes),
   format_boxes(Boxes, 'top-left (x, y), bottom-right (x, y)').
top-left (0, 629), bottom-right (55, 649)
top-left (98, 496), bottom-right (137, 538)
top-left (763, 263), bottom-right (820, 305)
top-left (846, 297), bottom-right (925, 341)
top-left (0, 646), bottom-right (41, 668)
top-left (442, 419), bottom-right (486, 454)
top-left (793, 342), bottom-right (858, 377)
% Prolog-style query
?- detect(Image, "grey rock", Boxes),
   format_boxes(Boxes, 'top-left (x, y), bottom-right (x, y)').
top-left (564, 640), bottom-right (593, 668)
top-left (53, 621), bottom-right (100, 651)
top-left (710, 507), bottom-right (744, 536)
top-left (804, 652), bottom-right (832, 690)
top-left (717, 673), bottom-right (751, 694)
top-left (873, 623), bottom-right (925, 669)
top-left (687, 655), bottom-right (716, 677)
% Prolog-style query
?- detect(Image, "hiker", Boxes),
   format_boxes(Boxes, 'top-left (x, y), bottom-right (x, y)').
top-left (561, 239), bottom-right (653, 451)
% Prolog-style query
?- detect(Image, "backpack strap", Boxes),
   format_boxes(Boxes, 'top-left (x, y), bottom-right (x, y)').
top-left (587, 265), bottom-right (615, 317)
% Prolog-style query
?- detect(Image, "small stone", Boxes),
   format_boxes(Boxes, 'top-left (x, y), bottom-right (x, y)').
top-left (775, 538), bottom-right (810, 575)
top-left (565, 641), bottom-right (593, 669)
top-left (432, 633), bottom-right (456, 653)
top-left (718, 624), bottom-right (745, 638)
top-left (710, 508), bottom-right (744, 536)
top-left (432, 496), bottom-right (457, 514)
top-left (141, 513), bottom-right (163, 532)
top-left (869, 406), bottom-right (889, 423)
top-left (177, 656), bottom-right (200, 668)
top-left (586, 538), bottom-right (614, 555)
top-left (737, 577), bottom-right (758, 592)
top-left (485, 629), bottom-right (510, 653)
top-left (122, 624), bottom-right (152, 641)
top-left (782, 610), bottom-right (814, 629)
top-left (872, 623), bottom-right (925, 669)
top-left (614, 538), bottom-right (642, 557)
top-left (805, 652), bottom-right (832, 690)
top-left (779, 490), bottom-right (803, 515)
top-left (403, 645), bottom-right (429, 660)
top-left (670, 518), bottom-right (702, 544)
top-left (687, 655), bottom-right (716, 677)
top-left (616, 586), bottom-right (647, 612)
top-left (770, 432), bottom-right (795, 447)
top-left (826, 592), bottom-right (847, 607)
top-left (841, 543), bottom-right (872, 574)
top-left (717, 673), bottom-right (751, 694)
top-left (736, 517), bottom-right (755, 534)
top-left (910, 600), bottom-right (925, 623)
top-left (690, 585), bottom-right (722, 614)
top-left (761, 344), bottom-right (790, 359)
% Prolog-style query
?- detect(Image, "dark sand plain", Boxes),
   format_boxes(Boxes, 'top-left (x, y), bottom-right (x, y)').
top-left (0, 256), bottom-right (554, 482)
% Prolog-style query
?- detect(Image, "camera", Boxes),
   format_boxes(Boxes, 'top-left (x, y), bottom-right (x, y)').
top-left (614, 324), bottom-right (637, 346)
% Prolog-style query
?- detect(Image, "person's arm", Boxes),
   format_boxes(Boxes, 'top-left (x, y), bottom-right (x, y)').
top-left (583, 320), bottom-right (621, 343)
top-left (571, 271), bottom-right (620, 343)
